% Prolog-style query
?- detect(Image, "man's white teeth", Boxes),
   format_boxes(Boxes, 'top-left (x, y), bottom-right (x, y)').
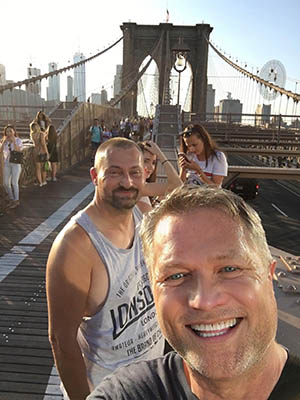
top-left (191, 318), bottom-right (237, 338)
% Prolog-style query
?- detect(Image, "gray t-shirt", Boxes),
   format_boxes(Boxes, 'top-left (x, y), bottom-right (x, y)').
top-left (87, 351), bottom-right (300, 400)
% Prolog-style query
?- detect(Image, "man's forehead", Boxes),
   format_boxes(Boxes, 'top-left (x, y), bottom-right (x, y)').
top-left (100, 146), bottom-right (142, 166)
top-left (153, 210), bottom-right (244, 245)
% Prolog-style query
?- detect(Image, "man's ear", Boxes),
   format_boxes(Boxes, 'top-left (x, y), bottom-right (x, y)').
top-left (90, 167), bottom-right (98, 186)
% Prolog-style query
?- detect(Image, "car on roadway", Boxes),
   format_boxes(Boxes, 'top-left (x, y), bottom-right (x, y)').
top-left (228, 178), bottom-right (260, 200)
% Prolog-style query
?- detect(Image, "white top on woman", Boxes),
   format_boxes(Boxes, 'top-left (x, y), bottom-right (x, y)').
top-left (186, 150), bottom-right (228, 187)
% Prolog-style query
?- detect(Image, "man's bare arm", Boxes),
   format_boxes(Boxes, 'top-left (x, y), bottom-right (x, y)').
top-left (46, 224), bottom-right (100, 399)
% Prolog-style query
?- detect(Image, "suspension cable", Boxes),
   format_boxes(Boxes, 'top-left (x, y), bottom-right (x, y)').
top-left (0, 37), bottom-right (124, 94)
top-left (207, 39), bottom-right (300, 103)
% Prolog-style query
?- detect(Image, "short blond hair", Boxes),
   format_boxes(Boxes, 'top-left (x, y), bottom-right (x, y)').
top-left (140, 185), bottom-right (272, 277)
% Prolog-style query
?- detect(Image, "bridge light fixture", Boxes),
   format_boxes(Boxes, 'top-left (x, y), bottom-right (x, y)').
top-left (172, 38), bottom-right (190, 105)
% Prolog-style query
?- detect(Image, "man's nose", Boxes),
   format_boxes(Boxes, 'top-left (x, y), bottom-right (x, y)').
top-left (120, 172), bottom-right (134, 188)
top-left (188, 276), bottom-right (228, 311)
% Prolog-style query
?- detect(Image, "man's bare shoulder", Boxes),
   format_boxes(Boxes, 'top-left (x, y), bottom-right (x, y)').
top-left (47, 215), bottom-right (100, 274)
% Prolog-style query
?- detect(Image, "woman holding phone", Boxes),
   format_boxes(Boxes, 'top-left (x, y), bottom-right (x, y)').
top-left (178, 124), bottom-right (228, 187)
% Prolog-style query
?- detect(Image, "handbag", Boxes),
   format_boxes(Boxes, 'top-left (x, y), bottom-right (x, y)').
top-left (45, 161), bottom-right (52, 172)
top-left (38, 153), bottom-right (48, 162)
top-left (10, 150), bottom-right (23, 164)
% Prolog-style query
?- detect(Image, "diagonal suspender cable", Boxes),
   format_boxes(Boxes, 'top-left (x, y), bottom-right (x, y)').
top-left (207, 38), bottom-right (300, 103)
top-left (0, 37), bottom-right (124, 94)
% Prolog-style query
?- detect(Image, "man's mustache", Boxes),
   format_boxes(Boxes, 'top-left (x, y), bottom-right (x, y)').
top-left (113, 186), bottom-right (139, 194)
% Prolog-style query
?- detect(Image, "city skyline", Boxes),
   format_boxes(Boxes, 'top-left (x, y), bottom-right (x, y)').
top-left (1, 0), bottom-right (300, 114)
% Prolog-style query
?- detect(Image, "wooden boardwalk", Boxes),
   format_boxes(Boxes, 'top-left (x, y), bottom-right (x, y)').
top-left (0, 160), bottom-right (94, 399)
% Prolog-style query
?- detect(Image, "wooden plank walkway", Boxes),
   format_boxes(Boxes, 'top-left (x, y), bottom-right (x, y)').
top-left (0, 160), bottom-right (94, 399)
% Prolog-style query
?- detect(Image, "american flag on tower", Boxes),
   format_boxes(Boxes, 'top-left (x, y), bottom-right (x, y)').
top-left (166, 9), bottom-right (170, 22)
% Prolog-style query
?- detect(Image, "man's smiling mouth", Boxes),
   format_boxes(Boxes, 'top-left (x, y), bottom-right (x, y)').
top-left (190, 318), bottom-right (241, 338)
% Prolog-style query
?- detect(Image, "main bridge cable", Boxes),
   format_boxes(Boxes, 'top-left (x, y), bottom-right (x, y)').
top-left (207, 38), bottom-right (300, 104)
top-left (109, 30), bottom-right (165, 107)
top-left (0, 37), bottom-right (124, 95)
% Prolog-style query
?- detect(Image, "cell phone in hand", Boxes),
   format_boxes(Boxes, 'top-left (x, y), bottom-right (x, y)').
top-left (178, 152), bottom-right (189, 161)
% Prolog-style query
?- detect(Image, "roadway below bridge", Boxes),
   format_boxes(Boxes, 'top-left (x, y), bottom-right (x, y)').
top-left (228, 153), bottom-right (300, 254)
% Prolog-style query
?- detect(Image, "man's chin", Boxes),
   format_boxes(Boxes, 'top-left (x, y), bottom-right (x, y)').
top-left (111, 198), bottom-right (137, 210)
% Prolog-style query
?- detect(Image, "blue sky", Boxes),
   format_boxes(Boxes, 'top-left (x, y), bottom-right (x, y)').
top-left (1, 0), bottom-right (299, 106)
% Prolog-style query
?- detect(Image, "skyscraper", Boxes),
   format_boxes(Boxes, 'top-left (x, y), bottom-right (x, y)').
top-left (113, 65), bottom-right (122, 98)
top-left (27, 65), bottom-right (41, 95)
top-left (66, 76), bottom-right (74, 101)
top-left (206, 84), bottom-right (215, 118)
top-left (0, 64), bottom-right (6, 85)
top-left (219, 92), bottom-right (243, 122)
top-left (73, 52), bottom-right (86, 102)
top-left (100, 86), bottom-right (108, 104)
top-left (47, 62), bottom-right (60, 102)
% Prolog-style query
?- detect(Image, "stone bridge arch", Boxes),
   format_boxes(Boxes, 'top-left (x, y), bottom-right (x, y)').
top-left (120, 22), bottom-right (213, 116)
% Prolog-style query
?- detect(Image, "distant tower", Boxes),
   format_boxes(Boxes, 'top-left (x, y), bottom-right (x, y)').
top-left (91, 93), bottom-right (101, 104)
top-left (66, 76), bottom-right (74, 101)
top-left (255, 104), bottom-right (271, 126)
top-left (0, 64), bottom-right (6, 85)
top-left (113, 65), bottom-right (122, 98)
top-left (206, 84), bottom-right (215, 118)
top-left (100, 86), bottom-right (108, 104)
top-left (47, 62), bottom-right (60, 102)
top-left (219, 92), bottom-right (243, 122)
top-left (73, 52), bottom-right (86, 102)
top-left (27, 64), bottom-right (41, 95)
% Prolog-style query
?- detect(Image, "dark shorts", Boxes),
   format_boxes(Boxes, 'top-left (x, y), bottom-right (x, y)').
top-left (91, 141), bottom-right (101, 151)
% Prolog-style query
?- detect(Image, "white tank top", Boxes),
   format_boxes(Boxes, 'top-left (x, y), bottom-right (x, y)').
top-left (72, 207), bottom-right (164, 389)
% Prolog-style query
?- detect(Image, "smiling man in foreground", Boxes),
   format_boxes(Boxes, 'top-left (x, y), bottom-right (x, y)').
top-left (88, 185), bottom-right (300, 400)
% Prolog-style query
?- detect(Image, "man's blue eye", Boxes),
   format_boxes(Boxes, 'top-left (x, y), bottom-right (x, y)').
top-left (223, 266), bottom-right (238, 272)
top-left (168, 273), bottom-right (184, 281)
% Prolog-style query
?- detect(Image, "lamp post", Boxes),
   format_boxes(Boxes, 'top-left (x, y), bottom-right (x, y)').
top-left (172, 38), bottom-right (190, 106)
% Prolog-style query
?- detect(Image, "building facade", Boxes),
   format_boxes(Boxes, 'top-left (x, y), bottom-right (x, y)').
top-left (206, 84), bottom-right (215, 118)
top-left (66, 76), bottom-right (74, 101)
top-left (100, 87), bottom-right (108, 105)
top-left (47, 63), bottom-right (60, 103)
top-left (73, 52), bottom-right (86, 102)
top-left (0, 64), bottom-right (6, 85)
top-left (255, 103), bottom-right (271, 126)
top-left (218, 92), bottom-right (243, 122)
top-left (27, 65), bottom-right (41, 96)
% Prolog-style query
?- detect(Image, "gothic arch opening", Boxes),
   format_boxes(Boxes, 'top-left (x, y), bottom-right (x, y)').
top-left (137, 56), bottom-right (159, 117)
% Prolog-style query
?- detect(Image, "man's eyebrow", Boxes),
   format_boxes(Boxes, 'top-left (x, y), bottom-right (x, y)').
top-left (107, 164), bottom-right (142, 170)
top-left (213, 250), bottom-right (241, 260)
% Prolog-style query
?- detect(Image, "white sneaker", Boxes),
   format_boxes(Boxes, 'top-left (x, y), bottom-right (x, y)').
top-left (43, 181), bottom-right (47, 186)
top-left (39, 183), bottom-right (43, 187)
top-left (52, 177), bottom-right (57, 182)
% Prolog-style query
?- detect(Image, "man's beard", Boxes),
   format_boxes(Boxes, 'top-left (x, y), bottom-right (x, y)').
top-left (105, 186), bottom-right (139, 210)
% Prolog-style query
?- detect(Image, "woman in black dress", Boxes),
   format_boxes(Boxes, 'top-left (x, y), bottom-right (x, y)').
top-left (46, 125), bottom-right (59, 182)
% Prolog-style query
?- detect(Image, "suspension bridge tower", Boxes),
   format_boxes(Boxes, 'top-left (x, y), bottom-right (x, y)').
top-left (120, 22), bottom-right (213, 116)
